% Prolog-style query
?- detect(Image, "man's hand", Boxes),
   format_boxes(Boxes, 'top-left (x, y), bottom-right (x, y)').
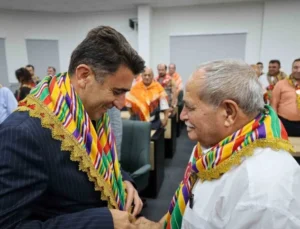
top-left (110, 209), bottom-right (137, 229)
top-left (134, 217), bottom-right (163, 229)
top-left (124, 180), bottom-right (143, 216)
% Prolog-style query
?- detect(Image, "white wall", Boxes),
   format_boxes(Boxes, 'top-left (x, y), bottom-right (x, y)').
top-left (260, 0), bottom-right (300, 74)
top-left (1, 1), bottom-right (299, 84)
top-left (0, 9), bottom-right (137, 83)
top-left (151, 2), bottom-right (264, 76)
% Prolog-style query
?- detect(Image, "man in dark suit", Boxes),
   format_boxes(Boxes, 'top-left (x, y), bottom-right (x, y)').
top-left (0, 26), bottom-right (145, 229)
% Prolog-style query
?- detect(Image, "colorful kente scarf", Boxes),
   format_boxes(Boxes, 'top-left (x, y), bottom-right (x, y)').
top-left (164, 105), bottom-right (294, 229)
top-left (288, 76), bottom-right (300, 110)
top-left (17, 73), bottom-right (126, 209)
top-left (126, 81), bottom-right (167, 121)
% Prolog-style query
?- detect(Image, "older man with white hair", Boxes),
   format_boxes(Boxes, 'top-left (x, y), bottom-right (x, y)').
top-left (135, 60), bottom-right (300, 229)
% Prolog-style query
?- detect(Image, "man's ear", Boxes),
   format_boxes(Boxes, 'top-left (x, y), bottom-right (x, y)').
top-left (74, 64), bottom-right (94, 89)
top-left (220, 100), bottom-right (239, 127)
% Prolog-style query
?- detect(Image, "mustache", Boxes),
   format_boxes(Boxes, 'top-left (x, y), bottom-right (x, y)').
top-left (185, 122), bottom-right (195, 128)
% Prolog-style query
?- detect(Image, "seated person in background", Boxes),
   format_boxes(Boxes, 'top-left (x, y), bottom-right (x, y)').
top-left (15, 67), bottom-right (36, 101)
top-left (135, 59), bottom-right (300, 229)
top-left (156, 64), bottom-right (177, 109)
top-left (26, 64), bottom-right (40, 84)
top-left (126, 67), bottom-right (169, 129)
top-left (266, 59), bottom-right (288, 102)
top-left (0, 84), bottom-right (18, 124)
top-left (47, 66), bottom-right (56, 76)
top-left (271, 58), bottom-right (300, 136)
top-left (168, 63), bottom-right (183, 98)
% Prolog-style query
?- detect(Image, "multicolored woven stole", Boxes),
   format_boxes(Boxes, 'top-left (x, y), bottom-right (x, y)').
top-left (287, 76), bottom-right (300, 110)
top-left (17, 73), bottom-right (126, 210)
top-left (164, 105), bottom-right (294, 229)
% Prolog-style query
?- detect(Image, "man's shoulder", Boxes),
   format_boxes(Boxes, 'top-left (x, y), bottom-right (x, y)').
top-left (274, 78), bottom-right (288, 88)
top-left (0, 87), bottom-right (13, 96)
top-left (244, 147), bottom-right (300, 190)
top-left (0, 111), bottom-right (43, 133)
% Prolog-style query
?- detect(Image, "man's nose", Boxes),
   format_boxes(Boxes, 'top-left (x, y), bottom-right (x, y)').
top-left (113, 94), bottom-right (126, 110)
top-left (180, 107), bottom-right (188, 121)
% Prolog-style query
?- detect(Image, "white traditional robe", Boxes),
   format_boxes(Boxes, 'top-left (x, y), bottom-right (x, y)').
top-left (182, 147), bottom-right (300, 229)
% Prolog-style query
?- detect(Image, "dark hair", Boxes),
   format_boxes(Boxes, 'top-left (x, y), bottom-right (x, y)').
top-left (269, 60), bottom-right (281, 67)
top-left (15, 67), bottom-right (33, 83)
top-left (48, 66), bottom-right (56, 72)
top-left (293, 58), bottom-right (300, 64)
top-left (256, 62), bottom-right (263, 65)
top-left (68, 26), bottom-right (145, 82)
top-left (26, 64), bottom-right (35, 70)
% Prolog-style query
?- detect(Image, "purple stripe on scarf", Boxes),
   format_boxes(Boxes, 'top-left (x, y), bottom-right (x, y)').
top-left (65, 93), bottom-right (72, 106)
top-left (86, 134), bottom-right (92, 154)
top-left (168, 201), bottom-right (175, 212)
top-left (111, 143), bottom-right (115, 162)
top-left (192, 163), bottom-right (199, 174)
top-left (257, 123), bottom-right (266, 138)
top-left (182, 185), bottom-right (190, 204)
top-left (73, 129), bottom-right (80, 139)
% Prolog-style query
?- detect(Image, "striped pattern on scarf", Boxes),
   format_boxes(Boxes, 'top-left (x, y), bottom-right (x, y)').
top-left (18, 73), bottom-right (126, 209)
top-left (164, 105), bottom-right (294, 229)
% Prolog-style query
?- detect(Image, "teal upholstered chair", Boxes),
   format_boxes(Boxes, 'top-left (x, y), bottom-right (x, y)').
top-left (121, 120), bottom-right (151, 192)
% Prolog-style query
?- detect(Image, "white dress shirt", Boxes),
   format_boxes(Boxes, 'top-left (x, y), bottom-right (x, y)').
top-left (0, 87), bottom-right (18, 124)
top-left (258, 74), bottom-right (269, 90)
top-left (182, 147), bottom-right (300, 229)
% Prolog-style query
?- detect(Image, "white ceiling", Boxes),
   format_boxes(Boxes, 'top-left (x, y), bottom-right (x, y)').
top-left (0, 0), bottom-right (271, 13)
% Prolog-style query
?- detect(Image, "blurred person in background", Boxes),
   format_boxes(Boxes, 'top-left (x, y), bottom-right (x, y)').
top-left (266, 60), bottom-right (287, 102)
top-left (26, 64), bottom-right (40, 84)
top-left (47, 66), bottom-right (56, 76)
top-left (0, 84), bottom-right (18, 124)
top-left (156, 64), bottom-right (177, 109)
top-left (271, 58), bottom-right (300, 137)
top-left (168, 63), bottom-right (183, 99)
top-left (126, 67), bottom-right (169, 129)
top-left (15, 67), bottom-right (35, 101)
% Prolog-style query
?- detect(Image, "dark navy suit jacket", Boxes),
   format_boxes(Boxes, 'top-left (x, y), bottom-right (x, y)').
top-left (0, 111), bottom-right (134, 229)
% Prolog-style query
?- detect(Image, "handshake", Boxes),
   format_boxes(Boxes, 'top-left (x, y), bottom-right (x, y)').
top-left (110, 209), bottom-right (165, 229)
top-left (134, 216), bottom-right (164, 229)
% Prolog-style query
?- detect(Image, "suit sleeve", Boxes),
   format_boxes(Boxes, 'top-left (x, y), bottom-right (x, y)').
top-left (0, 126), bottom-right (114, 229)
top-left (121, 167), bottom-right (135, 186)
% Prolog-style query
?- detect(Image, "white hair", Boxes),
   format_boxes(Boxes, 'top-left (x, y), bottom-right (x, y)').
top-left (195, 59), bottom-right (265, 115)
